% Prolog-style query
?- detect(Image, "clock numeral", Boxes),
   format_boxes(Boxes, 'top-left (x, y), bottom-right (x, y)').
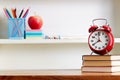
top-left (102, 46), bottom-right (105, 48)
top-left (91, 40), bottom-right (94, 42)
top-left (92, 44), bottom-right (94, 46)
top-left (105, 43), bottom-right (108, 45)
top-left (92, 36), bottom-right (95, 38)
top-left (95, 33), bottom-right (97, 36)
top-left (95, 46), bottom-right (97, 49)
top-left (105, 36), bottom-right (107, 38)
top-left (102, 32), bottom-right (104, 35)
top-left (106, 39), bottom-right (109, 42)
top-left (98, 47), bottom-right (101, 50)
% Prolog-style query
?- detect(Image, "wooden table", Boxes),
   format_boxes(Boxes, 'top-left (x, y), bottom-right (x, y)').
top-left (0, 69), bottom-right (120, 80)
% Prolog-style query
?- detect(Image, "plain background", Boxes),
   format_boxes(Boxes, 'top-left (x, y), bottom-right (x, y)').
top-left (0, 0), bottom-right (119, 70)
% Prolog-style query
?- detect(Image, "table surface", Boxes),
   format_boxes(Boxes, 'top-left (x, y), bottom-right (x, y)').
top-left (0, 69), bottom-right (119, 76)
top-left (0, 70), bottom-right (120, 80)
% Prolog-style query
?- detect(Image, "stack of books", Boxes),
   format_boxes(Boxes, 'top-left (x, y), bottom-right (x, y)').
top-left (26, 29), bottom-right (44, 39)
top-left (81, 55), bottom-right (120, 73)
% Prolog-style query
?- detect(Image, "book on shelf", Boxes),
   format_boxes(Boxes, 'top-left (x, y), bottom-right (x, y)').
top-left (81, 66), bottom-right (120, 72)
top-left (26, 37), bottom-right (44, 40)
top-left (81, 55), bottom-right (120, 73)
top-left (82, 60), bottom-right (120, 67)
top-left (26, 29), bottom-right (44, 39)
top-left (82, 55), bottom-right (120, 61)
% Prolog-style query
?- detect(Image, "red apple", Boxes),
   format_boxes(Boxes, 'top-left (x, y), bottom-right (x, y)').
top-left (28, 16), bottom-right (43, 29)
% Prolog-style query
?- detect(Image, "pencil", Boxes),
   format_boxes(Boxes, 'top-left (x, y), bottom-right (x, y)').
top-left (11, 8), bottom-right (16, 18)
top-left (22, 8), bottom-right (29, 18)
top-left (3, 8), bottom-right (9, 18)
top-left (19, 8), bottom-right (24, 18)
top-left (14, 8), bottom-right (17, 18)
top-left (6, 8), bottom-right (12, 18)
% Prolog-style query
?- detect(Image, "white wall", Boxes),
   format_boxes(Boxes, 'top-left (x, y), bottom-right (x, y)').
top-left (0, 0), bottom-right (119, 70)
top-left (0, 0), bottom-right (114, 38)
top-left (113, 0), bottom-right (120, 37)
top-left (0, 44), bottom-right (90, 70)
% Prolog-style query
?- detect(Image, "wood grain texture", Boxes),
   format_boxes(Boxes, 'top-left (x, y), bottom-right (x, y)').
top-left (0, 70), bottom-right (119, 80)
top-left (0, 76), bottom-right (120, 80)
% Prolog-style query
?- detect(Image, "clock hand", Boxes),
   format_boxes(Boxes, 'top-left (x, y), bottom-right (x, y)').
top-left (98, 32), bottom-right (100, 40)
top-left (92, 40), bottom-right (99, 46)
top-left (98, 32), bottom-right (102, 42)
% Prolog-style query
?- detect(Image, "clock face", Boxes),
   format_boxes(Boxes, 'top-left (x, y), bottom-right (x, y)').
top-left (89, 31), bottom-right (110, 50)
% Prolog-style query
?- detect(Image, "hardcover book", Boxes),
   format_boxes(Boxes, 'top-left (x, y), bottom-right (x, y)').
top-left (81, 66), bottom-right (120, 72)
top-left (81, 55), bottom-right (120, 73)
top-left (82, 55), bottom-right (120, 61)
top-left (83, 60), bottom-right (120, 67)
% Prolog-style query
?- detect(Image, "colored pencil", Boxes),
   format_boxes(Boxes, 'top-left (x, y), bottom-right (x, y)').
top-left (3, 8), bottom-right (9, 18)
top-left (14, 8), bottom-right (17, 18)
top-left (6, 8), bottom-right (12, 18)
top-left (22, 8), bottom-right (29, 18)
top-left (19, 8), bottom-right (24, 18)
top-left (11, 8), bottom-right (16, 18)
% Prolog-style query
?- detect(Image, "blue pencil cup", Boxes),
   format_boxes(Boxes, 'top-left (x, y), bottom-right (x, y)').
top-left (8, 18), bottom-right (25, 39)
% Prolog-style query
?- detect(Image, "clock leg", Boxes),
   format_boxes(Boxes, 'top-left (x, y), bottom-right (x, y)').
top-left (90, 52), bottom-right (94, 55)
top-left (106, 50), bottom-right (110, 55)
top-left (107, 53), bottom-right (110, 55)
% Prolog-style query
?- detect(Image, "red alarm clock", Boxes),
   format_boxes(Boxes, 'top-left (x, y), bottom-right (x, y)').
top-left (88, 18), bottom-right (114, 55)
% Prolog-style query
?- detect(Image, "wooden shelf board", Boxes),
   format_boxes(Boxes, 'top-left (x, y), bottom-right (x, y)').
top-left (0, 69), bottom-right (119, 76)
top-left (0, 70), bottom-right (120, 80)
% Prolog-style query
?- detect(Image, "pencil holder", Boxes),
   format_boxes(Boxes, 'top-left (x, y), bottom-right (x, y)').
top-left (8, 18), bottom-right (25, 39)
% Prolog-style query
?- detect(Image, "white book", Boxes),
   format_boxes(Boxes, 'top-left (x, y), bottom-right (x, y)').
top-left (83, 60), bottom-right (120, 67)
top-left (81, 66), bottom-right (120, 72)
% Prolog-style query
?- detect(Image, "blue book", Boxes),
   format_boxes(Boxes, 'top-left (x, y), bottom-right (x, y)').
top-left (26, 34), bottom-right (44, 37)
top-left (26, 33), bottom-right (44, 35)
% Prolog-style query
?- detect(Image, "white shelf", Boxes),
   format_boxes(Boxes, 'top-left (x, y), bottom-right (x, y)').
top-left (0, 38), bottom-right (88, 44)
top-left (114, 38), bottom-right (120, 43)
top-left (0, 38), bottom-right (119, 44)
